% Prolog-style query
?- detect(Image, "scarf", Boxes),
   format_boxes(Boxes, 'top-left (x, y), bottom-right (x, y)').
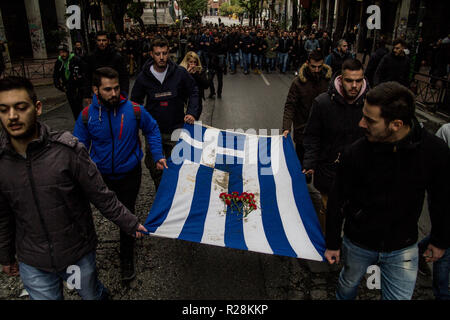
top-left (58, 53), bottom-right (74, 81)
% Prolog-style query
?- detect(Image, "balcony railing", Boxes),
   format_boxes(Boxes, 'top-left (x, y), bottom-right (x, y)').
top-left (4, 58), bottom-right (56, 80)
top-left (411, 72), bottom-right (449, 116)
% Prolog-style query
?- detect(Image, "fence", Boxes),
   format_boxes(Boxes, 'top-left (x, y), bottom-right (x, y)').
top-left (411, 72), bottom-right (450, 116)
top-left (4, 58), bottom-right (56, 80)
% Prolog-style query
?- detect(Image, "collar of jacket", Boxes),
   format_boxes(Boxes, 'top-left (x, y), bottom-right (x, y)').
top-left (0, 122), bottom-right (52, 157)
top-left (142, 58), bottom-right (176, 82)
top-left (298, 62), bottom-right (332, 83)
top-left (94, 46), bottom-right (115, 58)
top-left (367, 117), bottom-right (423, 153)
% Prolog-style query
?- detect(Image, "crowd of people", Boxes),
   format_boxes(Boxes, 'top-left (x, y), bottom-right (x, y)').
top-left (0, 21), bottom-right (449, 301)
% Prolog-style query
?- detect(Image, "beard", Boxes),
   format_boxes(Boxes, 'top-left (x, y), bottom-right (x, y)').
top-left (366, 127), bottom-right (395, 142)
top-left (98, 94), bottom-right (120, 109)
top-left (3, 112), bottom-right (38, 141)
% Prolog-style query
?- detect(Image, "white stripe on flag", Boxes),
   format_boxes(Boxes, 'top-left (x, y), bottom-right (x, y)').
top-left (201, 168), bottom-right (229, 246)
top-left (180, 130), bottom-right (203, 149)
top-left (216, 146), bottom-right (245, 159)
top-left (242, 135), bottom-right (273, 255)
top-left (201, 128), bottom-right (220, 167)
top-left (154, 162), bottom-right (200, 238)
top-left (271, 136), bottom-right (323, 261)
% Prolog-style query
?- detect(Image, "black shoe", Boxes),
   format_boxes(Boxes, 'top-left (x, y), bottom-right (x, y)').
top-left (121, 259), bottom-right (136, 281)
top-left (217, 94), bottom-right (222, 99)
top-left (208, 94), bottom-right (215, 99)
top-left (418, 254), bottom-right (432, 277)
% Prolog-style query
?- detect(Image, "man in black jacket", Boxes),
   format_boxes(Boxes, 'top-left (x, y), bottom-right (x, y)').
top-left (83, 31), bottom-right (129, 107)
top-left (53, 44), bottom-right (86, 120)
top-left (324, 82), bottom-right (449, 300)
top-left (131, 37), bottom-right (200, 190)
top-left (364, 39), bottom-right (388, 87)
top-left (208, 35), bottom-right (226, 99)
top-left (303, 59), bottom-right (369, 233)
top-left (374, 38), bottom-right (410, 87)
top-left (0, 76), bottom-right (147, 300)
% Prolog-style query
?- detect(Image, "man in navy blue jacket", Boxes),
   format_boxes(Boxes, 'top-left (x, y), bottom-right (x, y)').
top-left (131, 37), bottom-right (200, 191)
top-left (73, 67), bottom-right (166, 282)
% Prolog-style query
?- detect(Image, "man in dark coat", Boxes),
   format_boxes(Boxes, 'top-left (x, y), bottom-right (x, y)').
top-left (324, 82), bottom-right (449, 300)
top-left (53, 44), bottom-right (86, 120)
top-left (282, 50), bottom-right (332, 164)
top-left (83, 31), bottom-right (129, 107)
top-left (303, 59), bottom-right (369, 233)
top-left (374, 38), bottom-right (410, 87)
top-left (325, 39), bottom-right (354, 75)
top-left (365, 39), bottom-right (389, 87)
top-left (131, 38), bottom-right (200, 191)
top-left (0, 76), bottom-right (147, 300)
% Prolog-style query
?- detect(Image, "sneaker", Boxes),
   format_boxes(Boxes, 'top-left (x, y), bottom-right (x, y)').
top-left (418, 254), bottom-right (432, 277)
top-left (121, 259), bottom-right (136, 281)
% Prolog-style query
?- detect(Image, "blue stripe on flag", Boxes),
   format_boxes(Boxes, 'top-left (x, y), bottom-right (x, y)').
top-left (178, 165), bottom-right (214, 242)
top-left (183, 123), bottom-right (207, 143)
top-left (258, 136), bottom-right (297, 257)
top-left (143, 160), bottom-right (182, 233)
top-left (283, 137), bottom-right (326, 257)
top-left (218, 131), bottom-right (246, 150)
top-left (174, 139), bottom-right (202, 163)
top-left (215, 163), bottom-right (248, 251)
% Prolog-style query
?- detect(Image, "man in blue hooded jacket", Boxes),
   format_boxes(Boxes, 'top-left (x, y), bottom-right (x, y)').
top-left (73, 67), bottom-right (166, 282)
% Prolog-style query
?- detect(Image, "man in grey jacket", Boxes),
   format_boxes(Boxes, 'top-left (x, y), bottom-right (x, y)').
top-left (0, 76), bottom-right (147, 300)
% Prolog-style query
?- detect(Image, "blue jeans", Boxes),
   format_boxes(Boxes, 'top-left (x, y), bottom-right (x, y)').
top-left (418, 235), bottom-right (450, 300)
top-left (266, 57), bottom-right (276, 71)
top-left (243, 53), bottom-right (252, 73)
top-left (253, 54), bottom-right (263, 69)
top-left (19, 251), bottom-right (107, 300)
top-left (278, 52), bottom-right (289, 73)
top-left (239, 49), bottom-right (244, 68)
top-left (228, 52), bottom-right (238, 72)
top-left (337, 236), bottom-right (418, 300)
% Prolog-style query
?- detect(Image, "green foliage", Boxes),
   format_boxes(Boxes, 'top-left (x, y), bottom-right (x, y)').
top-left (178, 0), bottom-right (207, 21)
top-left (220, 2), bottom-right (244, 16)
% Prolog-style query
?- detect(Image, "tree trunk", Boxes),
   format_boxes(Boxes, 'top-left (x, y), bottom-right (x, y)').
top-left (292, 0), bottom-right (298, 31)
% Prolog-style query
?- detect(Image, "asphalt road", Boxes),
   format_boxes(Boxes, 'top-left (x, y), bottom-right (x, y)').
top-left (0, 68), bottom-right (436, 302)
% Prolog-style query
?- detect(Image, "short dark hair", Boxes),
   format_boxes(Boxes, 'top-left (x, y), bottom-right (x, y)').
top-left (96, 31), bottom-right (109, 39)
top-left (365, 81), bottom-right (415, 126)
top-left (0, 76), bottom-right (37, 104)
top-left (92, 67), bottom-right (119, 88)
top-left (342, 58), bottom-right (364, 72)
top-left (308, 50), bottom-right (324, 62)
top-left (150, 37), bottom-right (169, 51)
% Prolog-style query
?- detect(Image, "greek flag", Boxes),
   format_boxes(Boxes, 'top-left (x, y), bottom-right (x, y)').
top-left (144, 123), bottom-right (325, 261)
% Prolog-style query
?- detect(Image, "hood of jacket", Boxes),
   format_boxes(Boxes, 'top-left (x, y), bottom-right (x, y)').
top-left (328, 73), bottom-right (369, 107)
top-left (0, 122), bottom-right (71, 157)
top-left (298, 62), bottom-right (332, 83)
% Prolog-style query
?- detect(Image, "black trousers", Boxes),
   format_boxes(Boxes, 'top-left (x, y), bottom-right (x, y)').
top-left (208, 69), bottom-right (223, 96)
top-left (66, 86), bottom-right (83, 121)
top-left (102, 164), bottom-right (142, 261)
top-left (145, 134), bottom-right (176, 191)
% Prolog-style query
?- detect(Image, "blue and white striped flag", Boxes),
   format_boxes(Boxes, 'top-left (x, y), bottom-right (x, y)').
top-left (144, 123), bottom-right (325, 261)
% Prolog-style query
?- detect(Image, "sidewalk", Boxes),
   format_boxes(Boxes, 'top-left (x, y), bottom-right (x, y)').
top-left (33, 81), bottom-right (67, 115)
